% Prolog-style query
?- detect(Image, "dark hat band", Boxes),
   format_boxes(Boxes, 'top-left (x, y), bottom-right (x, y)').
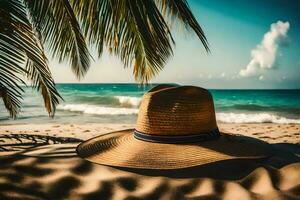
top-left (133, 129), bottom-right (220, 144)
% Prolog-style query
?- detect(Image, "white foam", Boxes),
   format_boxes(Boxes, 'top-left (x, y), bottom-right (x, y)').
top-left (115, 96), bottom-right (141, 107)
top-left (216, 112), bottom-right (300, 124)
top-left (57, 104), bottom-right (138, 115)
top-left (57, 104), bottom-right (300, 124)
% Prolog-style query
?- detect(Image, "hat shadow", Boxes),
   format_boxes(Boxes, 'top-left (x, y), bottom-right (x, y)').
top-left (112, 138), bottom-right (300, 179)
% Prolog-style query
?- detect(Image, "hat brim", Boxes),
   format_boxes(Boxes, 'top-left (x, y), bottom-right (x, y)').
top-left (76, 129), bottom-right (272, 169)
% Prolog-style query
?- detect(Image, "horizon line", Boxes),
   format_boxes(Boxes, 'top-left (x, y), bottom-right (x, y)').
top-left (52, 83), bottom-right (300, 90)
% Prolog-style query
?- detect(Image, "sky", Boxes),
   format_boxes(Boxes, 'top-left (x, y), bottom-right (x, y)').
top-left (49, 0), bottom-right (300, 89)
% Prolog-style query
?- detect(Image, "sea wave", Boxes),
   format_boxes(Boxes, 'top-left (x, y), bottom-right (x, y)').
top-left (71, 96), bottom-right (119, 105)
top-left (217, 104), bottom-right (300, 115)
top-left (115, 96), bottom-right (141, 107)
top-left (57, 104), bottom-right (300, 123)
top-left (217, 104), bottom-right (268, 111)
top-left (57, 104), bottom-right (138, 115)
top-left (68, 95), bottom-right (141, 107)
top-left (216, 112), bottom-right (300, 124)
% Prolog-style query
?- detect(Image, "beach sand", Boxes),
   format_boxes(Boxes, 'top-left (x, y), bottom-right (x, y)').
top-left (0, 123), bottom-right (300, 199)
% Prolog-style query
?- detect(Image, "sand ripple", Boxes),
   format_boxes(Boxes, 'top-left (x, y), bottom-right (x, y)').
top-left (0, 141), bottom-right (299, 200)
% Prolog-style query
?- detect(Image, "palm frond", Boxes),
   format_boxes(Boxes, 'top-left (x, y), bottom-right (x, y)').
top-left (0, 84), bottom-right (23, 118)
top-left (0, 0), bottom-right (27, 117)
top-left (23, 0), bottom-right (91, 79)
top-left (71, 0), bottom-right (175, 83)
top-left (0, 0), bottom-right (61, 117)
top-left (0, 0), bottom-right (209, 118)
top-left (71, 0), bottom-right (209, 83)
top-left (156, 0), bottom-right (210, 52)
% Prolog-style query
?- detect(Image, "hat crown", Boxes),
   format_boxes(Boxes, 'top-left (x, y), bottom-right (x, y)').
top-left (136, 85), bottom-right (218, 136)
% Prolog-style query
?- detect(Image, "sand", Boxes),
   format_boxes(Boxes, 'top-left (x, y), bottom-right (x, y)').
top-left (1, 123), bottom-right (299, 144)
top-left (0, 123), bottom-right (300, 199)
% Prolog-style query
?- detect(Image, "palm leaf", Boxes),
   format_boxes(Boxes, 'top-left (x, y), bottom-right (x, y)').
top-left (0, 36), bottom-right (26, 117)
top-left (71, 0), bottom-right (176, 83)
top-left (156, 0), bottom-right (209, 52)
top-left (0, 0), bottom-right (61, 117)
top-left (71, 0), bottom-right (209, 83)
top-left (23, 0), bottom-right (91, 79)
top-left (0, 0), bottom-right (209, 118)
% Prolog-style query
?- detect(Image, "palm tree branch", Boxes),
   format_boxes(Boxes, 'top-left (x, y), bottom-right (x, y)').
top-left (23, 0), bottom-right (91, 79)
top-left (71, 0), bottom-right (175, 83)
top-left (0, 0), bottom-right (62, 117)
top-left (155, 0), bottom-right (210, 51)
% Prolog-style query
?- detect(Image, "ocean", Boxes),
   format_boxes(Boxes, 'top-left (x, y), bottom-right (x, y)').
top-left (0, 84), bottom-right (300, 124)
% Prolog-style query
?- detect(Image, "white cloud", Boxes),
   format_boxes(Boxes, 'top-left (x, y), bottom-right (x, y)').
top-left (208, 74), bottom-right (213, 79)
top-left (240, 21), bottom-right (290, 77)
top-left (220, 72), bottom-right (226, 78)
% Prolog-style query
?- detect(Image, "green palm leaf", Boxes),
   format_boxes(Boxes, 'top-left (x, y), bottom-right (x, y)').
top-left (0, 0), bottom-right (61, 117)
top-left (71, 0), bottom-right (209, 83)
top-left (23, 0), bottom-right (91, 78)
top-left (0, 0), bottom-right (208, 118)
top-left (156, 0), bottom-right (209, 51)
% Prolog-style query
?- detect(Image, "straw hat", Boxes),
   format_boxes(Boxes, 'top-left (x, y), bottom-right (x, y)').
top-left (77, 84), bottom-right (272, 169)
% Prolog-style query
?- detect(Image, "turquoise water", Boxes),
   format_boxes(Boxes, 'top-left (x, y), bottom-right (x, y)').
top-left (0, 84), bottom-right (300, 124)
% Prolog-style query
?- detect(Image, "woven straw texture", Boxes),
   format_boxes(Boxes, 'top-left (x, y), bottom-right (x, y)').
top-left (136, 85), bottom-right (217, 135)
top-left (77, 129), bottom-right (271, 169)
top-left (77, 85), bottom-right (272, 169)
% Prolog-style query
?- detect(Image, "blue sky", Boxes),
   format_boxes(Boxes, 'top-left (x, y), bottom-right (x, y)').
top-left (50, 0), bottom-right (300, 89)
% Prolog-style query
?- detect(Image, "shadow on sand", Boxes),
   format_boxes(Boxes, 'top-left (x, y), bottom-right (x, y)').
top-left (0, 134), bottom-right (299, 200)
top-left (0, 134), bottom-right (82, 152)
